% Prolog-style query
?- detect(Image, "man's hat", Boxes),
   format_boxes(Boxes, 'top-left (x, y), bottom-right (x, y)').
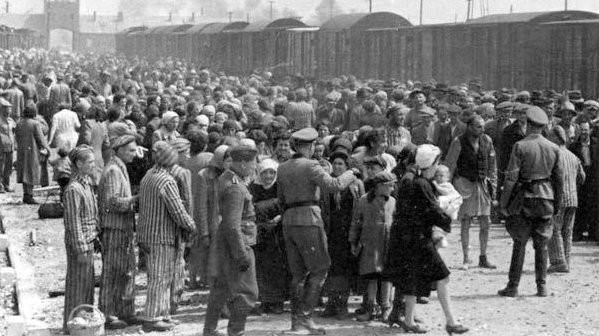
top-left (525, 106), bottom-right (549, 126)
top-left (291, 128), bottom-right (318, 143)
top-left (230, 143), bottom-right (258, 161)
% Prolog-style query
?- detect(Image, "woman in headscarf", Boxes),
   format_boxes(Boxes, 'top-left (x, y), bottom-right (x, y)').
top-left (320, 150), bottom-right (364, 319)
top-left (152, 111), bottom-right (180, 145)
top-left (384, 144), bottom-right (468, 335)
top-left (250, 158), bottom-right (289, 314)
top-left (62, 145), bottom-right (99, 333)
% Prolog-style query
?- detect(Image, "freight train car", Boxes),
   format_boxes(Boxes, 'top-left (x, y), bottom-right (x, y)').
top-left (115, 10), bottom-right (599, 96)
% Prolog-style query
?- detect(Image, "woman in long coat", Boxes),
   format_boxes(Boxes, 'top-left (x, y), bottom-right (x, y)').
top-left (250, 158), bottom-right (289, 314)
top-left (321, 150), bottom-right (364, 319)
top-left (384, 144), bottom-right (468, 334)
top-left (15, 105), bottom-right (50, 204)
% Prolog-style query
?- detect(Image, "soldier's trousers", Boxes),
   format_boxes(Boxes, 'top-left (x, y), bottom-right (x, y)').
top-left (283, 226), bottom-right (331, 318)
top-left (203, 248), bottom-right (258, 334)
top-left (505, 215), bottom-right (552, 288)
top-left (0, 151), bottom-right (12, 189)
top-left (63, 249), bottom-right (95, 332)
top-left (99, 229), bottom-right (136, 320)
top-left (144, 244), bottom-right (176, 321)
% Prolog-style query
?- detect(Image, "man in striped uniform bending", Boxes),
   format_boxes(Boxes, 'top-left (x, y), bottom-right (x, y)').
top-left (97, 131), bottom-right (139, 329)
top-left (138, 141), bottom-right (196, 332)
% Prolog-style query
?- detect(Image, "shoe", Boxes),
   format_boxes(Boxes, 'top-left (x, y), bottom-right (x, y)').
top-left (398, 320), bottom-right (428, 334)
top-left (416, 297), bottom-right (429, 304)
top-left (297, 315), bottom-right (326, 335)
top-left (105, 317), bottom-right (128, 330)
top-left (270, 302), bottom-right (285, 315)
top-left (446, 324), bottom-right (469, 335)
top-left (478, 255), bottom-right (497, 269)
top-left (163, 317), bottom-right (180, 325)
top-left (387, 303), bottom-right (403, 328)
top-left (356, 302), bottom-right (376, 322)
top-left (498, 286), bottom-right (518, 297)
top-left (379, 306), bottom-right (391, 323)
top-left (547, 264), bottom-right (569, 273)
top-left (142, 321), bottom-right (174, 332)
top-left (536, 285), bottom-right (548, 297)
top-left (23, 196), bottom-right (38, 204)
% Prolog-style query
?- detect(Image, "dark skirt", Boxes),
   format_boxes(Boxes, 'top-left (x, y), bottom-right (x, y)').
top-left (254, 224), bottom-right (290, 303)
top-left (386, 238), bottom-right (450, 297)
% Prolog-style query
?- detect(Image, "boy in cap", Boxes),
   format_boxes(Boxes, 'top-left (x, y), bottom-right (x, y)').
top-left (499, 106), bottom-right (565, 297)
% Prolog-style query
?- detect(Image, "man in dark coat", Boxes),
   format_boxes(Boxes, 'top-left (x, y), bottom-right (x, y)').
top-left (499, 106), bottom-right (564, 298)
top-left (498, 103), bottom-right (527, 199)
top-left (277, 127), bottom-right (356, 334)
top-left (433, 104), bottom-right (466, 158)
top-left (203, 144), bottom-right (259, 336)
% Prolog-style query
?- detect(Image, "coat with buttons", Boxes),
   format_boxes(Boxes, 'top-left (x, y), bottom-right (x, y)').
top-left (15, 118), bottom-right (49, 185)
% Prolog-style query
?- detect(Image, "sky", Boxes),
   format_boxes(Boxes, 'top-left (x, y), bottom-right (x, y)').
top-left (7, 0), bottom-right (599, 25)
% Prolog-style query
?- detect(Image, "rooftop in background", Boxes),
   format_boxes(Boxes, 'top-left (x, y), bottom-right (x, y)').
top-left (319, 12), bottom-right (412, 31)
top-left (465, 10), bottom-right (599, 24)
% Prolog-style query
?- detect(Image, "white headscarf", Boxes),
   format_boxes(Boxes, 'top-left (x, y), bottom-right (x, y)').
top-left (257, 158), bottom-right (278, 190)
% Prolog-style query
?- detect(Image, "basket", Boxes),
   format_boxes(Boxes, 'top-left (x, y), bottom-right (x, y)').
top-left (66, 304), bottom-right (105, 336)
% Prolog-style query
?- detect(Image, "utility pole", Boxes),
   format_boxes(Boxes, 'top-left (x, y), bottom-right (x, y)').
top-left (269, 1), bottom-right (274, 19)
top-left (565, 0), bottom-right (568, 11)
top-left (228, 11), bottom-right (233, 22)
top-left (419, 0), bottom-right (423, 25)
top-left (369, 0), bottom-right (373, 13)
top-left (466, 0), bottom-right (472, 20)
top-left (510, 4), bottom-right (513, 13)
top-left (329, 0), bottom-right (333, 19)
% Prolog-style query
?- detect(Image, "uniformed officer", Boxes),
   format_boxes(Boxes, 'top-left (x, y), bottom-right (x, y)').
top-left (499, 106), bottom-right (564, 298)
top-left (203, 144), bottom-right (259, 336)
top-left (277, 127), bottom-right (356, 334)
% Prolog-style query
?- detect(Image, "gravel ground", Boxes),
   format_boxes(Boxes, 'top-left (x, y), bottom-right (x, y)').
top-left (1, 185), bottom-right (599, 336)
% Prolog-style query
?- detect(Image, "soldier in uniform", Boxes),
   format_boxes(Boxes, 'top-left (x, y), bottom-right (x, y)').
top-left (499, 106), bottom-right (564, 298)
top-left (277, 128), bottom-right (356, 335)
top-left (203, 144), bottom-right (259, 336)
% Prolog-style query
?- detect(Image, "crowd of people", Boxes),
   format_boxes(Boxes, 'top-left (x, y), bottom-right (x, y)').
top-left (0, 48), bottom-right (598, 335)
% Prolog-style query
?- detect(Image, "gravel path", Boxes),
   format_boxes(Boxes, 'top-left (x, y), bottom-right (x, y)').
top-left (1, 188), bottom-right (599, 336)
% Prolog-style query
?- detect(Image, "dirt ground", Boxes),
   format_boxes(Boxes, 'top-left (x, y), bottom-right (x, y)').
top-left (1, 184), bottom-right (599, 336)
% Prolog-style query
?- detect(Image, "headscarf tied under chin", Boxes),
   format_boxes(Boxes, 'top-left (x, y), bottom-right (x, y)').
top-left (257, 158), bottom-right (278, 190)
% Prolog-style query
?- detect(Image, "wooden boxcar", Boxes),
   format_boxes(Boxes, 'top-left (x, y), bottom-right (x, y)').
top-left (285, 27), bottom-right (319, 77)
top-left (317, 12), bottom-right (412, 78)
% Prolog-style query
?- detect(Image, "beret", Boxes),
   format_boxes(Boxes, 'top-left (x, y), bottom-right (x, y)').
top-left (292, 127), bottom-right (318, 143)
top-left (369, 171), bottom-right (397, 185)
top-left (525, 106), bottom-right (549, 126)
top-left (230, 143), bottom-right (258, 161)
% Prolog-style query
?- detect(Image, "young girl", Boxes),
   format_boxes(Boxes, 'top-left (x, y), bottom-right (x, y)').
top-left (432, 165), bottom-right (463, 248)
top-left (349, 171), bottom-right (396, 322)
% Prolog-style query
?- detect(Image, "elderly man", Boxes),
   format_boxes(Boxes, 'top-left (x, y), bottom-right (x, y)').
top-left (0, 98), bottom-right (15, 193)
top-left (445, 115), bottom-right (498, 270)
top-left (499, 106), bottom-right (564, 298)
top-left (138, 141), bottom-right (196, 332)
top-left (203, 144), bottom-right (259, 336)
top-left (277, 127), bottom-right (356, 334)
top-left (98, 132), bottom-right (139, 329)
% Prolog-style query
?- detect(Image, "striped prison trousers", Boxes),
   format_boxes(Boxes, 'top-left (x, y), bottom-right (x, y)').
top-left (144, 244), bottom-right (176, 321)
top-left (171, 239), bottom-right (185, 311)
top-left (63, 249), bottom-right (95, 332)
top-left (99, 229), bottom-right (136, 320)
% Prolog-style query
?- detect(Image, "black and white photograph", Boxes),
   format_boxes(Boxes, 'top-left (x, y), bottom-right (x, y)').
top-left (0, 0), bottom-right (598, 335)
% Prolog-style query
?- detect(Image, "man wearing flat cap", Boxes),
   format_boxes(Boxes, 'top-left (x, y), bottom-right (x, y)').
top-left (499, 106), bottom-right (564, 298)
top-left (203, 144), bottom-right (258, 336)
top-left (98, 132), bottom-right (139, 329)
top-left (277, 127), bottom-right (357, 334)
top-left (138, 141), bottom-right (196, 332)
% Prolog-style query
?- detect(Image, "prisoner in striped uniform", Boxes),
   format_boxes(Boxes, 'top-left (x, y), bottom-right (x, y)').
top-left (138, 141), bottom-right (196, 332)
top-left (97, 133), bottom-right (139, 329)
top-left (169, 137), bottom-right (193, 315)
top-left (63, 146), bottom-right (99, 333)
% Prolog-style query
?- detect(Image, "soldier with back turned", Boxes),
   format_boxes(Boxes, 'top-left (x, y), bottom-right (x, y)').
top-left (277, 127), bottom-right (357, 335)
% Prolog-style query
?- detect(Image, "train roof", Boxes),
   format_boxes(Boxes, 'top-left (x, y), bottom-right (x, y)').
top-left (466, 10), bottom-right (599, 24)
top-left (320, 12), bottom-right (412, 31)
top-left (243, 18), bottom-right (306, 32)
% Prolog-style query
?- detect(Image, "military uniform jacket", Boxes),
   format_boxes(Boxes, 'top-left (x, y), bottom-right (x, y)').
top-left (500, 133), bottom-right (565, 218)
top-left (217, 169), bottom-right (256, 263)
top-left (277, 154), bottom-right (355, 227)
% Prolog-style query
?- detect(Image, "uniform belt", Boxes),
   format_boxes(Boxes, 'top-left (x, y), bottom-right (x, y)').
top-left (284, 200), bottom-right (319, 211)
